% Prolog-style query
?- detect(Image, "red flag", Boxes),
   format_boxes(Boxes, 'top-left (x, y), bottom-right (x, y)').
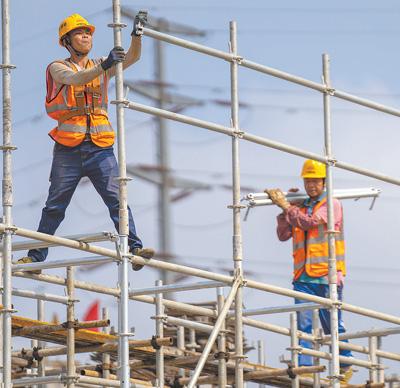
top-left (83, 300), bottom-right (100, 332)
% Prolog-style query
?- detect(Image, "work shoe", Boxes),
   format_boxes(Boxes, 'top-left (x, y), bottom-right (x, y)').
top-left (130, 247), bottom-right (155, 271)
top-left (14, 257), bottom-right (41, 274)
top-left (339, 366), bottom-right (353, 384)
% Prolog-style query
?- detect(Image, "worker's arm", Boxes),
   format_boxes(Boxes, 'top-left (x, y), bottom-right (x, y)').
top-left (107, 36), bottom-right (141, 78)
top-left (284, 199), bottom-right (343, 231)
top-left (49, 62), bottom-right (103, 86)
top-left (276, 213), bottom-right (292, 241)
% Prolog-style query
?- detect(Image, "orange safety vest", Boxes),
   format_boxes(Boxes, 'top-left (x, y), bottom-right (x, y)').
top-left (45, 59), bottom-right (114, 148)
top-left (292, 197), bottom-right (346, 280)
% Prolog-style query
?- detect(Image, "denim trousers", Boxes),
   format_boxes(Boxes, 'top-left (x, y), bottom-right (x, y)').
top-left (28, 141), bottom-right (143, 262)
top-left (293, 281), bottom-right (353, 368)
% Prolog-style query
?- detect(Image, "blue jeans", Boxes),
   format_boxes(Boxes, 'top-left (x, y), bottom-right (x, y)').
top-left (293, 281), bottom-right (353, 368)
top-left (28, 141), bottom-right (142, 262)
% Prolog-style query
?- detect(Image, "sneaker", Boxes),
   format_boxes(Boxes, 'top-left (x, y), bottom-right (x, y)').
top-left (14, 257), bottom-right (42, 274)
top-left (130, 247), bottom-right (155, 271)
top-left (339, 366), bottom-right (353, 383)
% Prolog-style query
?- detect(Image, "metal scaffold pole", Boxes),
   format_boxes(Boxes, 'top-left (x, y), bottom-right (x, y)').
top-left (155, 280), bottom-right (165, 388)
top-left (322, 53), bottom-right (341, 387)
top-left (229, 20), bottom-right (244, 388)
top-left (290, 313), bottom-right (300, 388)
top-left (37, 299), bottom-right (46, 387)
top-left (217, 287), bottom-right (227, 388)
top-left (1, 0), bottom-right (15, 386)
top-left (66, 266), bottom-right (76, 387)
top-left (111, 0), bottom-right (131, 386)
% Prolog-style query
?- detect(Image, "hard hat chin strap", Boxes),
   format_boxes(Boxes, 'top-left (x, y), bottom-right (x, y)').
top-left (63, 35), bottom-right (86, 58)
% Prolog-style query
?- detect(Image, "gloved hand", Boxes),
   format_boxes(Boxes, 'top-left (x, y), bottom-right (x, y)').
top-left (264, 188), bottom-right (290, 210)
top-left (131, 10), bottom-right (148, 37)
top-left (101, 46), bottom-right (126, 71)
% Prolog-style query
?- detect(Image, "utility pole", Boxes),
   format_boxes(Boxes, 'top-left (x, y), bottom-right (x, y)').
top-left (121, 7), bottom-right (205, 293)
top-left (154, 19), bottom-right (173, 287)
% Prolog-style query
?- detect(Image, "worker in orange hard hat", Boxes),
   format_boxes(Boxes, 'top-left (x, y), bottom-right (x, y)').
top-left (265, 159), bottom-right (353, 382)
top-left (16, 11), bottom-right (154, 271)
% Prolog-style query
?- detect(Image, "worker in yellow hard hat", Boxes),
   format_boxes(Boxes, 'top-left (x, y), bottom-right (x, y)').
top-left (265, 159), bottom-right (353, 382)
top-left (16, 11), bottom-right (154, 271)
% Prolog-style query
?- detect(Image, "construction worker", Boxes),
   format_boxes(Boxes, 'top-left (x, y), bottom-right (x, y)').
top-left (17, 13), bottom-right (153, 271)
top-left (265, 159), bottom-right (353, 383)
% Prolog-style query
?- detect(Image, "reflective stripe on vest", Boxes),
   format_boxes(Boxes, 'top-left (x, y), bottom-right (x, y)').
top-left (292, 197), bottom-right (346, 280)
top-left (45, 59), bottom-right (114, 147)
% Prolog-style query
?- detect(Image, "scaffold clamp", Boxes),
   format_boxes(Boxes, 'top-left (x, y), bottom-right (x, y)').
top-left (32, 346), bottom-right (43, 362)
top-left (0, 64), bottom-right (16, 69)
top-left (151, 335), bottom-right (162, 350)
top-left (286, 365), bottom-right (297, 379)
top-left (214, 351), bottom-right (230, 361)
top-left (107, 22), bottom-right (127, 28)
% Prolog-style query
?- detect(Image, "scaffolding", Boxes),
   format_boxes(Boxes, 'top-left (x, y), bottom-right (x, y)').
top-left (1, 0), bottom-right (400, 387)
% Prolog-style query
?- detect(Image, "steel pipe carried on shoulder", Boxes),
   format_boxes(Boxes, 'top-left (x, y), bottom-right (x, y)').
top-left (243, 187), bottom-right (381, 207)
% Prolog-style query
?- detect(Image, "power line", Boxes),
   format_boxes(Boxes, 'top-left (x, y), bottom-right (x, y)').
top-left (130, 4), bottom-right (400, 14)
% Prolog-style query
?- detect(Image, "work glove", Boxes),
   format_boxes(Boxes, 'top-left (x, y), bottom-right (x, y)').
top-left (101, 46), bottom-right (126, 71)
top-left (264, 188), bottom-right (290, 211)
top-left (131, 10), bottom-right (148, 37)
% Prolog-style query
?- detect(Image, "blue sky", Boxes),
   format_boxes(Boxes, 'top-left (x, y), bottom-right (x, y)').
top-left (4, 0), bottom-right (400, 382)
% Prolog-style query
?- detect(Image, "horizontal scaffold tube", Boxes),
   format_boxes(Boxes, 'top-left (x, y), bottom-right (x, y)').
top-left (12, 337), bottom-right (172, 359)
top-left (9, 229), bottom-right (400, 326)
top-left (120, 100), bottom-right (400, 186)
top-left (12, 287), bottom-right (69, 304)
top-left (13, 274), bottom-right (400, 363)
top-left (300, 347), bottom-right (373, 368)
top-left (143, 26), bottom-right (400, 118)
top-left (12, 255), bottom-right (115, 272)
top-left (177, 365), bottom-right (326, 385)
top-left (10, 231), bottom-right (116, 252)
top-left (78, 375), bottom-right (153, 388)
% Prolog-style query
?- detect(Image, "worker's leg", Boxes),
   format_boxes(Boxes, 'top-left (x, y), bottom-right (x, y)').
top-left (28, 143), bottom-right (82, 262)
top-left (318, 284), bottom-right (353, 367)
top-left (293, 281), bottom-right (317, 366)
top-left (83, 142), bottom-right (143, 251)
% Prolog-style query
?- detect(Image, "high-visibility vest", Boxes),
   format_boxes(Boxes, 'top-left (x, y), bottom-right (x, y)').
top-left (292, 197), bottom-right (346, 280)
top-left (45, 59), bottom-right (114, 148)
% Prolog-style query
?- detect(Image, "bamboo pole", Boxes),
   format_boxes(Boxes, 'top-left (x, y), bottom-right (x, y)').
top-left (12, 337), bottom-right (173, 359)
top-left (80, 369), bottom-right (153, 386)
top-left (12, 319), bottom-right (110, 337)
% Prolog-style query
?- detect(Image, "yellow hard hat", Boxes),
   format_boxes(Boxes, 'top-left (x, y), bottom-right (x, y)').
top-left (301, 159), bottom-right (326, 178)
top-left (59, 14), bottom-right (95, 46)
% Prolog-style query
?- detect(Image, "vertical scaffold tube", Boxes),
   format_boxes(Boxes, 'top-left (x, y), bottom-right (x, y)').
top-left (217, 288), bottom-right (227, 388)
top-left (322, 53), bottom-right (340, 388)
top-left (377, 337), bottom-right (385, 383)
top-left (66, 266), bottom-right (75, 387)
top-left (111, 0), bottom-right (131, 386)
top-left (37, 300), bottom-right (46, 388)
top-left (257, 340), bottom-right (265, 388)
top-left (312, 309), bottom-right (321, 388)
top-left (1, 0), bottom-right (14, 386)
top-left (177, 324), bottom-right (185, 377)
top-left (229, 20), bottom-right (244, 388)
top-left (155, 280), bottom-right (164, 388)
top-left (102, 307), bottom-right (111, 382)
top-left (290, 313), bottom-right (299, 388)
top-left (369, 336), bottom-right (378, 383)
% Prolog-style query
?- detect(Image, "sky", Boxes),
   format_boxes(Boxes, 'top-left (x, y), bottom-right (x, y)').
top-left (3, 0), bottom-right (400, 384)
